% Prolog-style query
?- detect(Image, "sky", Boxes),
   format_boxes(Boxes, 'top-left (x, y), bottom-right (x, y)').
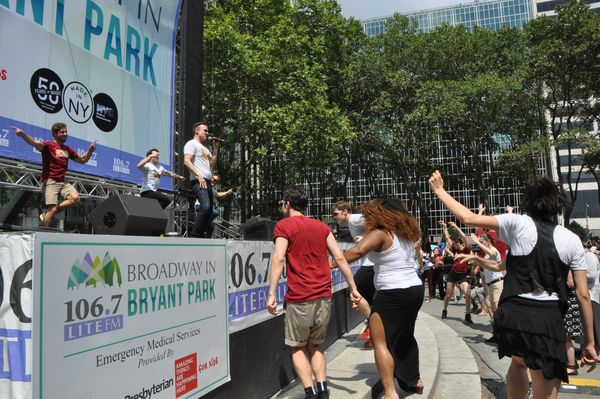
top-left (336, 0), bottom-right (470, 20)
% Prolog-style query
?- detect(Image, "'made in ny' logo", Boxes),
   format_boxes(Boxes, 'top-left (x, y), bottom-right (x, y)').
top-left (68, 252), bottom-right (122, 290)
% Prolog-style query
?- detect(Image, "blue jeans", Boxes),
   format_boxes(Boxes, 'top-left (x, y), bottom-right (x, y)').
top-left (192, 179), bottom-right (213, 238)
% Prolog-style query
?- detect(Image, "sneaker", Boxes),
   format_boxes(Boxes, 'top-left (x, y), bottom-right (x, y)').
top-left (39, 213), bottom-right (45, 223)
top-left (465, 313), bottom-right (473, 324)
top-left (364, 338), bottom-right (372, 347)
top-left (360, 328), bottom-right (370, 339)
top-left (441, 310), bottom-right (447, 319)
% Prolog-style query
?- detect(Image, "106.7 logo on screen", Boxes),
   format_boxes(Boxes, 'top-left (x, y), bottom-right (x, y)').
top-left (30, 68), bottom-right (118, 132)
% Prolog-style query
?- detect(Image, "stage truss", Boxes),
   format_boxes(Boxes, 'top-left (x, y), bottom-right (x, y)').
top-left (0, 158), bottom-right (139, 199)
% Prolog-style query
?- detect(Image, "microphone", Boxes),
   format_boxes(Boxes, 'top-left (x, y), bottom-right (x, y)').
top-left (208, 137), bottom-right (226, 143)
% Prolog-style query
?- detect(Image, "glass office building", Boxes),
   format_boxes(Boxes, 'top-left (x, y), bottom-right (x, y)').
top-left (534, 0), bottom-right (600, 17)
top-left (361, 0), bottom-right (532, 36)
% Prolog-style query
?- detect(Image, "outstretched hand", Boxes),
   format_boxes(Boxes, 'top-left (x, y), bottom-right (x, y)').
top-left (10, 126), bottom-right (24, 137)
top-left (478, 204), bottom-right (486, 215)
top-left (438, 220), bottom-right (446, 226)
top-left (429, 170), bottom-right (444, 192)
top-left (455, 253), bottom-right (473, 263)
top-left (89, 140), bottom-right (97, 152)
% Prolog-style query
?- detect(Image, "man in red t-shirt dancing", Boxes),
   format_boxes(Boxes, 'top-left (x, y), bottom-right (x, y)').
top-left (11, 123), bottom-right (96, 227)
top-left (267, 185), bottom-right (361, 399)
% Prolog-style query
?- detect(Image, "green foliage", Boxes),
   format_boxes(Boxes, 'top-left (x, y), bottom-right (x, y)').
top-left (201, 0), bottom-right (600, 227)
top-left (566, 220), bottom-right (587, 242)
top-left (204, 0), bottom-right (360, 220)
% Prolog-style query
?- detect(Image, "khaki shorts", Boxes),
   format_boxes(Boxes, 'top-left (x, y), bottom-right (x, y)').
top-left (42, 180), bottom-right (76, 205)
top-left (284, 297), bottom-right (332, 347)
top-left (488, 280), bottom-right (504, 303)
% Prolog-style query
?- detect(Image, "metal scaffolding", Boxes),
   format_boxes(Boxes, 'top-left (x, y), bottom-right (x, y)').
top-left (0, 158), bottom-right (139, 199)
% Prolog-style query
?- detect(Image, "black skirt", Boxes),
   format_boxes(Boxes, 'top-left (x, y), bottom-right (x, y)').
top-left (493, 296), bottom-right (568, 382)
top-left (371, 285), bottom-right (424, 391)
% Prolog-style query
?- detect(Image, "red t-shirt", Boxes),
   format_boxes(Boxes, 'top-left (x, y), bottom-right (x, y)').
top-left (451, 246), bottom-right (471, 273)
top-left (273, 215), bottom-right (332, 303)
top-left (41, 141), bottom-right (78, 182)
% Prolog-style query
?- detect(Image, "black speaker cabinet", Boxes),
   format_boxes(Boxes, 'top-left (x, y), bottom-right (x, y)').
top-left (239, 217), bottom-right (277, 241)
top-left (89, 193), bottom-right (168, 236)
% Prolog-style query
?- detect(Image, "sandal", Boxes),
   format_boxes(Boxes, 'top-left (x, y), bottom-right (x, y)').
top-left (566, 363), bottom-right (579, 376)
top-left (409, 381), bottom-right (424, 395)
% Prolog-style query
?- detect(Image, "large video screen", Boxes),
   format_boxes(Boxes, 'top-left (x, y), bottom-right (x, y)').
top-left (0, 0), bottom-right (182, 189)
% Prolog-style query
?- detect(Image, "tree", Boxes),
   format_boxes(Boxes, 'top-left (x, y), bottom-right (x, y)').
top-left (203, 0), bottom-right (362, 220)
top-left (524, 0), bottom-right (600, 223)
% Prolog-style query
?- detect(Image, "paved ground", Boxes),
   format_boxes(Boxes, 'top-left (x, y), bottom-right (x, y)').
top-left (270, 291), bottom-right (600, 399)
top-left (419, 294), bottom-right (600, 398)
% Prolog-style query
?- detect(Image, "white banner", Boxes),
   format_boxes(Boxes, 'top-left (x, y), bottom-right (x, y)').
top-left (0, 233), bottom-right (33, 399)
top-left (32, 234), bottom-right (229, 399)
top-left (227, 241), bottom-right (359, 333)
top-left (1, 234), bottom-right (358, 399)
top-left (0, 0), bottom-right (182, 187)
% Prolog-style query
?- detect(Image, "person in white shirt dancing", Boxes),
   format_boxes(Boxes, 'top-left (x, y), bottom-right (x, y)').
top-left (138, 149), bottom-right (185, 209)
top-left (430, 171), bottom-right (596, 399)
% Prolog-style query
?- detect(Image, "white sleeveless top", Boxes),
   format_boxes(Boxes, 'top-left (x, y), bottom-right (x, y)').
top-left (367, 233), bottom-right (422, 290)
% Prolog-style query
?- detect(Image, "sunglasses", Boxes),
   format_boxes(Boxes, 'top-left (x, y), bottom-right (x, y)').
top-left (332, 211), bottom-right (340, 217)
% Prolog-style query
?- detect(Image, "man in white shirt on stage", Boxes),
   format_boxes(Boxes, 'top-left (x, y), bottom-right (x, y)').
top-left (183, 122), bottom-right (219, 238)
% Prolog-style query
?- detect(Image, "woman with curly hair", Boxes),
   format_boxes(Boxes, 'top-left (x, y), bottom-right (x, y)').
top-left (336, 198), bottom-right (424, 398)
top-left (429, 171), bottom-right (597, 399)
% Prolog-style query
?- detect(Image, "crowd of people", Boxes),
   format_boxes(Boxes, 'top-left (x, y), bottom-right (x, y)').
top-left (10, 123), bottom-right (600, 399)
top-left (265, 172), bottom-right (599, 399)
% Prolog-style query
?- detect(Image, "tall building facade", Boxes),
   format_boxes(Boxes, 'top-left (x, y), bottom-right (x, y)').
top-left (533, 0), bottom-right (600, 17)
top-left (361, 0), bottom-right (532, 36)
top-left (533, 0), bottom-right (600, 232)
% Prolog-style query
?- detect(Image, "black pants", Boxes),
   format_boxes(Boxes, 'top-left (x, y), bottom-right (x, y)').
top-left (371, 285), bottom-right (423, 391)
top-left (433, 268), bottom-right (445, 298)
top-left (140, 190), bottom-right (171, 209)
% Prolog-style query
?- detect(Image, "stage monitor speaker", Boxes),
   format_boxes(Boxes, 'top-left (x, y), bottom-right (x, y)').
top-left (89, 193), bottom-right (168, 236)
top-left (239, 217), bottom-right (277, 241)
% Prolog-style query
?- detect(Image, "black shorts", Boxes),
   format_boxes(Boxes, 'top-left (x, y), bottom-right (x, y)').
top-left (353, 266), bottom-right (375, 306)
top-left (446, 269), bottom-right (469, 285)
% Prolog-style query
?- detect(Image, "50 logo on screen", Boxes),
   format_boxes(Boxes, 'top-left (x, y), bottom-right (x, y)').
top-left (30, 68), bottom-right (118, 132)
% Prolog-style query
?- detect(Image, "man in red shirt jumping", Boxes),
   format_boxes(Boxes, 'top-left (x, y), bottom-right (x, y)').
top-left (267, 185), bottom-right (361, 399)
top-left (11, 123), bottom-right (96, 227)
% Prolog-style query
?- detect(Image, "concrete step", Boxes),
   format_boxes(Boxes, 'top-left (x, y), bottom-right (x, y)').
top-left (271, 308), bottom-right (482, 399)
top-left (419, 312), bottom-right (481, 399)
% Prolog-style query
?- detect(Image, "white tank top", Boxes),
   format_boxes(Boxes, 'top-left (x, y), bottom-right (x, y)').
top-left (367, 233), bottom-right (422, 290)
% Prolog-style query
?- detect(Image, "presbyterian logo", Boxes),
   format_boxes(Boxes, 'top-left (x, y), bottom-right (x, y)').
top-left (68, 251), bottom-right (122, 289)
